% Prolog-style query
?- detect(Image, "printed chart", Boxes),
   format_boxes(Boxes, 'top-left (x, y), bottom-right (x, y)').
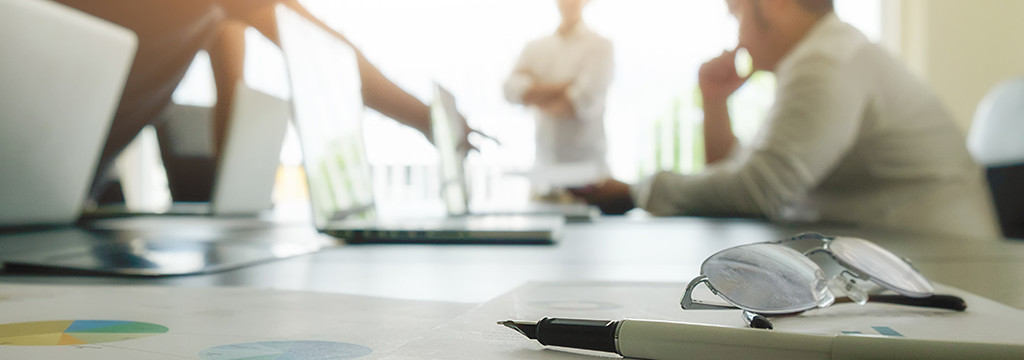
top-left (199, 340), bottom-right (373, 360)
top-left (0, 320), bottom-right (168, 346)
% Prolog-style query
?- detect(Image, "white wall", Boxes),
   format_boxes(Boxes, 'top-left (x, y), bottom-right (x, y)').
top-left (898, 0), bottom-right (1024, 132)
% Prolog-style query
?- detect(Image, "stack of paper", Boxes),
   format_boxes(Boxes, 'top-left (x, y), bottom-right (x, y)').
top-left (382, 282), bottom-right (1024, 359)
top-left (2, 281), bottom-right (1021, 359)
top-left (0, 284), bottom-right (471, 359)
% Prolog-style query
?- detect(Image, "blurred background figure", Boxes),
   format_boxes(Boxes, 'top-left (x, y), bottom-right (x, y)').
top-left (573, 0), bottom-right (1000, 241)
top-left (53, 0), bottom-right (451, 205)
top-left (503, 0), bottom-right (614, 202)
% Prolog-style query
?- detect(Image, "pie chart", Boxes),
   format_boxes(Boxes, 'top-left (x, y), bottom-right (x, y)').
top-left (199, 340), bottom-right (373, 360)
top-left (0, 320), bottom-right (168, 346)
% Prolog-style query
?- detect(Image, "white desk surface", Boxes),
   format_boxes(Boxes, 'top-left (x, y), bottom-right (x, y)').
top-left (2, 216), bottom-right (1022, 309)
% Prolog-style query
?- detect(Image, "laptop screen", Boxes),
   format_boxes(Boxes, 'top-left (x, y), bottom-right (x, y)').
top-left (430, 84), bottom-right (470, 216)
top-left (276, 5), bottom-right (375, 230)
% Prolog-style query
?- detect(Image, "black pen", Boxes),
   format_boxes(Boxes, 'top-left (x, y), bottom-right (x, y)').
top-left (500, 317), bottom-right (1024, 360)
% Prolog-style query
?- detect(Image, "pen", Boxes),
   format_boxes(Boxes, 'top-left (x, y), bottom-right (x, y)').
top-left (500, 317), bottom-right (1024, 360)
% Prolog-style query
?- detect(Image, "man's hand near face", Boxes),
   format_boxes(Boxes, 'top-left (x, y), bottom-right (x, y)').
top-left (699, 48), bottom-right (750, 165)
top-left (699, 48), bottom-right (751, 103)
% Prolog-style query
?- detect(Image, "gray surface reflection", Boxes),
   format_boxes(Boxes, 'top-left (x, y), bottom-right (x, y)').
top-left (0, 218), bottom-right (333, 276)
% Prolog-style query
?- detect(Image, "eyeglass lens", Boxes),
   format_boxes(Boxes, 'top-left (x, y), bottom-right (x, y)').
top-left (828, 237), bottom-right (934, 297)
top-left (701, 243), bottom-right (834, 314)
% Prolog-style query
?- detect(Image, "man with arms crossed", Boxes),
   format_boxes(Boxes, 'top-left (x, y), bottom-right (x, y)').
top-left (504, 0), bottom-right (614, 200)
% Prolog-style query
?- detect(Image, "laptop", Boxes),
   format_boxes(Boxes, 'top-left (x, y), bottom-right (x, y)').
top-left (275, 4), bottom-right (562, 244)
top-left (431, 84), bottom-right (599, 222)
top-left (0, 1), bottom-right (327, 277)
top-left (0, 0), bottom-right (136, 228)
top-left (210, 81), bottom-right (291, 215)
top-left (93, 79), bottom-right (290, 217)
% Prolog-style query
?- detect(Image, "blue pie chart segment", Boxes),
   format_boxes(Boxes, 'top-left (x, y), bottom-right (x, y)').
top-left (198, 340), bottom-right (372, 360)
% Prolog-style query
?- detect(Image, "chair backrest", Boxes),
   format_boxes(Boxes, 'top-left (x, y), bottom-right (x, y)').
top-left (969, 78), bottom-right (1024, 239)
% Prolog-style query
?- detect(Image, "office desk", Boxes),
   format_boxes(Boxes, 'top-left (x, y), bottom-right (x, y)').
top-left (2, 216), bottom-right (1023, 309)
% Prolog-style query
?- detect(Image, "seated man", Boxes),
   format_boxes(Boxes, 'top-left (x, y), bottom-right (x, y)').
top-left (573, 0), bottom-right (1000, 241)
top-left (54, 0), bottom-right (452, 203)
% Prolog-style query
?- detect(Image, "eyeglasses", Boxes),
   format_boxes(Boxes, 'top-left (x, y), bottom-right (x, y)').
top-left (680, 233), bottom-right (965, 327)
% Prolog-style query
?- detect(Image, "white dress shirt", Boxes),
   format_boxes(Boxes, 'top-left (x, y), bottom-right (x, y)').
top-left (504, 22), bottom-right (614, 179)
top-left (634, 14), bottom-right (1001, 241)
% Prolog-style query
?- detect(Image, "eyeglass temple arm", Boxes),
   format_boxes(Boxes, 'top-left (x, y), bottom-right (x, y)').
top-left (837, 294), bottom-right (967, 312)
top-left (680, 275), bottom-right (740, 310)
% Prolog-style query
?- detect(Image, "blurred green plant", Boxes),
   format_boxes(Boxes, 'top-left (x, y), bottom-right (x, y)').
top-left (639, 71), bottom-right (776, 179)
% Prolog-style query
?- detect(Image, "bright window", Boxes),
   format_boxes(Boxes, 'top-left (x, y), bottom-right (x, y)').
top-left (294, 0), bottom-right (883, 202)
top-left (173, 0), bottom-right (885, 208)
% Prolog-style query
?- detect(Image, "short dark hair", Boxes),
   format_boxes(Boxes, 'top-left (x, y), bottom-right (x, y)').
top-left (795, 0), bottom-right (834, 14)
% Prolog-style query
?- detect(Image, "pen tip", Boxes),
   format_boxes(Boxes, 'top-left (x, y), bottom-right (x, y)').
top-left (499, 320), bottom-right (538, 339)
top-left (749, 316), bottom-right (774, 330)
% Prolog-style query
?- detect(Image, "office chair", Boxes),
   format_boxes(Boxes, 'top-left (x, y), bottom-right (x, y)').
top-left (968, 78), bottom-right (1024, 239)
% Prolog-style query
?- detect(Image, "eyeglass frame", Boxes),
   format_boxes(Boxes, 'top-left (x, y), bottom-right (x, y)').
top-left (680, 233), bottom-right (933, 314)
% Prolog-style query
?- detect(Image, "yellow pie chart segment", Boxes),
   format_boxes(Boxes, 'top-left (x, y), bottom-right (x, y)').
top-left (0, 320), bottom-right (168, 346)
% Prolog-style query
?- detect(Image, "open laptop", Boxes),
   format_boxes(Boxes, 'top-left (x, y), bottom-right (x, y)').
top-left (0, 1), bottom-right (327, 277)
top-left (210, 81), bottom-right (291, 215)
top-left (275, 4), bottom-right (562, 244)
top-left (92, 80), bottom-right (290, 217)
top-left (0, 0), bottom-right (136, 228)
top-left (431, 84), bottom-right (599, 221)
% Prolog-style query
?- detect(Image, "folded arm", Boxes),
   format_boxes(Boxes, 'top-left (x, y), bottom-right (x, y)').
top-left (504, 39), bottom-right (614, 120)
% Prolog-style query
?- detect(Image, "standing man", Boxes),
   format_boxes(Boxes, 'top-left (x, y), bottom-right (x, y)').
top-left (573, 0), bottom-right (1000, 241)
top-left (504, 0), bottom-right (614, 200)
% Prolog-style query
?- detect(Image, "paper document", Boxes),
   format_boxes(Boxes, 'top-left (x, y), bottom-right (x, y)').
top-left (383, 281), bottom-right (1024, 360)
top-left (0, 283), bottom-right (472, 360)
